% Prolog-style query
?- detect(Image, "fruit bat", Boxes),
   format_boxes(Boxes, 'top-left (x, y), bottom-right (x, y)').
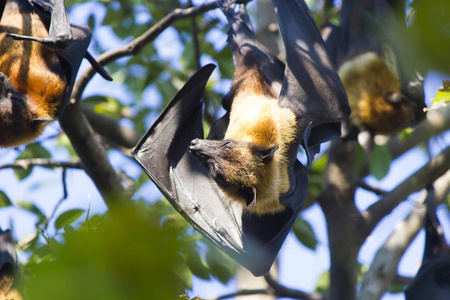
top-left (0, 229), bottom-right (17, 298)
top-left (322, 0), bottom-right (425, 143)
top-left (0, 0), bottom-right (112, 148)
top-left (404, 189), bottom-right (450, 299)
top-left (133, 0), bottom-right (349, 276)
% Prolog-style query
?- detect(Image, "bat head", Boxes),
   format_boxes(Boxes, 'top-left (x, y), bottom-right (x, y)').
top-left (189, 138), bottom-right (279, 208)
top-left (0, 74), bottom-right (51, 147)
top-left (339, 51), bottom-right (414, 135)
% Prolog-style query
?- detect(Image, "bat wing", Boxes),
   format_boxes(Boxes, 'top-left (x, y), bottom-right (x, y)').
top-left (0, 229), bottom-right (17, 295)
top-left (404, 189), bottom-right (450, 299)
top-left (273, 0), bottom-right (350, 165)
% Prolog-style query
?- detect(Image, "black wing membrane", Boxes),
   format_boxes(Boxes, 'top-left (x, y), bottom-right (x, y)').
top-left (134, 0), bottom-right (350, 276)
top-left (404, 188), bottom-right (450, 299)
top-left (0, 229), bottom-right (17, 296)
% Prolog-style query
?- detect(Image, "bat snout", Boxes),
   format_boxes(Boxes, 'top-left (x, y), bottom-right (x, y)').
top-left (189, 138), bottom-right (217, 161)
top-left (189, 138), bottom-right (207, 156)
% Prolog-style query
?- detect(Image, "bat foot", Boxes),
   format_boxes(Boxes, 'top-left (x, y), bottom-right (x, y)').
top-left (358, 130), bottom-right (374, 153)
top-left (218, 0), bottom-right (249, 15)
top-left (6, 33), bottom-right (72, 49)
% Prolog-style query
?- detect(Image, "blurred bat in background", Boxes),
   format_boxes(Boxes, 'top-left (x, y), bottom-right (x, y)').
top-left (322, 0), bottom-right (425, 149)
top-left (0, 0), bottom-right (112, 147)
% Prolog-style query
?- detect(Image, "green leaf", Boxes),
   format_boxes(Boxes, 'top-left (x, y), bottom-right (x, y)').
top-left (82, 96), bottom-right (126, 120)
top-left (388, 282), bottom-right (405, 294)
top-left (369, 144), bottom-right (392, 180)
top-left (185, 246), bottom-right (210, 280)
top-left (17, 201), bottom-right (46, 223)
top-left (0, 191), bottom-right (12, 207)
top-left (292, 217), bottom-right (318, 250)
top-left (15, 143), bottom-right (51, 180)
top-left (175, 258), bottom-right (193, 290)
top-left (314, 270), bottom-right (330, 295)
top-left (427, 80), bottom-right (450, 111)
top-left (54, 209), bottom-right (85, 230)
top-left (205, 241), bottom-right (236, 283)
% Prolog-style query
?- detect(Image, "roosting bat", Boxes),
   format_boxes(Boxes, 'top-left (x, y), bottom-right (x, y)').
top-left (0, 0), bottom-right (112, 148)
top-left (322, 0), bottom-right (425, 144)
top-left (133, 0), bottom-right (349, 275)
top-left (0, 229), bottom-right (18, 299)
top-left (404, 189), bottom-right (450, 299)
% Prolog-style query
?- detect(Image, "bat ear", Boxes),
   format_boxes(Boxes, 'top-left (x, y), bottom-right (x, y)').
top-left (258, 145), bottom-right (279, 161)
top-left (246, 187), bottom-right (257, 209)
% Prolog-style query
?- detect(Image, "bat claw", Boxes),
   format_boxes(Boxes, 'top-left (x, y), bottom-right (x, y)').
top-left (6, 33), bottom-right (72, 49)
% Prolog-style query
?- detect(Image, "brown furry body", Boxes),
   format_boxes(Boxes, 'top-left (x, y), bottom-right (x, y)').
top-left (223, 65), bottom-right (297, 215)
top-left (0, 0), bottom-right (67, 147)
top-left (338, 51), bottom-right (413, 135)
top-left (190, 58), bottom-right (297, 215)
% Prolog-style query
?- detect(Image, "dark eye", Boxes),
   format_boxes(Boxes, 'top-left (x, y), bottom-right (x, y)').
top-left (221, 140), bottom-right (232, 149)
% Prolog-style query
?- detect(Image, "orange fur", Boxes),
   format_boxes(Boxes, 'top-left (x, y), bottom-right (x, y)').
top-left (339, 51), bottom-right (413, 135)
top-left (0, 0), bottom-right (67, 147)
top-left (222, 64), bottom-right (297, 215)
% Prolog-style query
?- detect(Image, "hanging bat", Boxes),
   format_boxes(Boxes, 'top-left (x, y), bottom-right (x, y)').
top-left (322, 0), bottom-right (425, 144)
top-left (0, 0), bottom-right (112, 148)
top-left (404, 188), bottom-right (450, 299)
top-left (133, 0), bottom-right (349, 276)
top-left (0, 229), bottom-right (18, 299)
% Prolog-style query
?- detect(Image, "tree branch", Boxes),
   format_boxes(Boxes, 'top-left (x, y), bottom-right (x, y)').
top-left (71, 0), bottom-right (248, 104)
top-left (210, 289), bottom-right (270, 300)
top-left (358, 179), bottom-right (387, 196)
top-left (357, 191), bottom-right (428, 300)
top-left (358, 170), bottom-right (450, 300)
top-left (363, 145), bottom-right (450, 231)
top-left (387, 105), bottom-right (450, 159)
top-left (59, 108), bottom-right (127, 207)
top-left (264, 274), bottom-right (326, 300)
top-left (82, 108), bottom-right (140, 149)
top-left (0, 159), bottom-right (82, 170)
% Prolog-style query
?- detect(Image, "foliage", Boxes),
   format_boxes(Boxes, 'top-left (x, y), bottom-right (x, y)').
top-left (22, 201), bottom-right (236, 299)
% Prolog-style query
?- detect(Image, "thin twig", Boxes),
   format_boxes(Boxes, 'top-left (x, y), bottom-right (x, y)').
top-left (358, 179), bottom-right (387, 196)
top-left (264, 274), bottom-right (326, 300)
top-left (363, 145), bottom-right (450, 231)
top-left (0, 159), bottom-right (82, 171)
top-left (71, 0), bottom-right (251, 104)
top-left (41, 168), bottom-right (70, 230)
top-left (16, 168), bottom-right (72, 250)
top-left (210, 289), bottom-right (270, 300)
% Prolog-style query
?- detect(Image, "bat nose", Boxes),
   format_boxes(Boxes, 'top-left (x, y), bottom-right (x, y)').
top-left (189, 138), bottom-right (200, 153)
top-left (190, 138), bottom-right (199, 147)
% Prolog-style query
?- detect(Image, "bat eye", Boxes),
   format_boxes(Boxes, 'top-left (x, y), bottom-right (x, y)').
top-left (258, 145), bottom-right (279, 161)
top-left (221, 140), bottom-right (233, 149)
